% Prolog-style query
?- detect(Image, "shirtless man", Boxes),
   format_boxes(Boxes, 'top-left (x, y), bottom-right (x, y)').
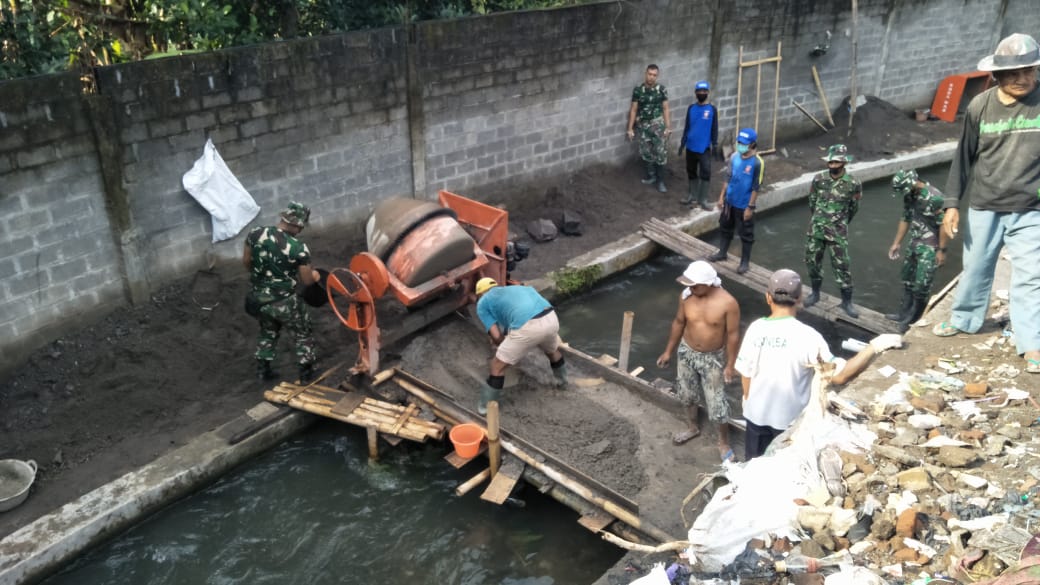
top-left (656, 261), bottom-right (741, 462)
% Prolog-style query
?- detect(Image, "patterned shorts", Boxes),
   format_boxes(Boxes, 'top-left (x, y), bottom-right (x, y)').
top-left (676, 341), bottom-right (729, 423)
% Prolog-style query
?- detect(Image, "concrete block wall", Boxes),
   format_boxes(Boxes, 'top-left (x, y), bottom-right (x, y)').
top-left (0, 75), bottom-right (126, 367)
top-left (0, 0), bottom-right (1030, 370)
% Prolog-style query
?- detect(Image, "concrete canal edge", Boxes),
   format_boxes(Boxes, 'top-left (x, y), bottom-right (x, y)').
top-left (0, 141), bottom-right (955, 584)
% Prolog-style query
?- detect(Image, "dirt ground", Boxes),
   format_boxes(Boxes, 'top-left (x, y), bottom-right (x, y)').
top-left (0, 97), bottom-right (960, 541)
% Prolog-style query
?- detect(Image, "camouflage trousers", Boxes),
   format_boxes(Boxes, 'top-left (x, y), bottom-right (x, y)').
top-left (254, 294), bottom-right (316, 366)
top-left (805, 236), bottom-right (852, 289)
top-left (901, 241), bottom-right (939, 297)
top-left (676, 342), bottom-right (729, 423)
top-left (636, 118), bottom-right (667, 165)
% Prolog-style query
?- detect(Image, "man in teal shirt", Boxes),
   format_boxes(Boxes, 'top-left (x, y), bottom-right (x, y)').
top-left (474, 278), bottom-right (567, 414)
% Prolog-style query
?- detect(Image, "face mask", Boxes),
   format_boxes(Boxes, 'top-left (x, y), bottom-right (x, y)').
top-left (696, 93), bottom-right (708, 103)
top-left (736, 144), bottom-right (749, 154)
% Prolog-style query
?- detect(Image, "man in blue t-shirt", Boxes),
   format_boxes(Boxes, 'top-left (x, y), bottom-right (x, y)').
top-left (473, 278), bottom-right (567, 414)
top-left (708, 128), bottom-right (765, 274)
top-left (677, 80), bottom-right (719, 210)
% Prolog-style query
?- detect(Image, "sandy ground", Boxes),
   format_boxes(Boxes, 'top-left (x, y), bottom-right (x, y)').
top-left (0, 98), bottom-right (960, 541)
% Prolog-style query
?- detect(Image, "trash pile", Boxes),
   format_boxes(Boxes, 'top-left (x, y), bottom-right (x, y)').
top-left (674, 305), bottom-right (1039, 584)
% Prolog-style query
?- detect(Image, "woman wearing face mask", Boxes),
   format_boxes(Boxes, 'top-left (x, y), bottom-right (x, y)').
top-left (708, 128), bottom-right (764, 275)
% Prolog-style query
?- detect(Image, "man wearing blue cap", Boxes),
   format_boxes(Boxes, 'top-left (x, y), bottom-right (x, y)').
top-left (677, 81), bottom-right (719, 210)
top-left (708, 128), bottom-right (764, 274)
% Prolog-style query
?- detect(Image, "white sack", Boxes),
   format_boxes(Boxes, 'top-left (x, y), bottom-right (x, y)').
top-left (182, 138), bottom-right (260, 242)
top-left (627, 562), bottom-right (669, 585)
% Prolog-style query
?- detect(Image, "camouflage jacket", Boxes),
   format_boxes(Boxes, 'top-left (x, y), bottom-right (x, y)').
top-left (245, 226), bottom-right (311, 300)
top-left (807, 171), bottom-right (862, 240)
top-left (902, 183), bottom-right (946, 246)
top-left (632, 83), bottom-right (668, 122)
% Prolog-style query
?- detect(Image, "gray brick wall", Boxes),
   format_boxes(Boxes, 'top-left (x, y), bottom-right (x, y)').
top-left (0, 0), bottom-right (1029, 370)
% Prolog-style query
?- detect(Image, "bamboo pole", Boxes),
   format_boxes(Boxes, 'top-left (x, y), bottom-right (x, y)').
top-left (455, 468), bottom-right (491, 496)
top-left (735, 46), bottom-right (743, 131)
top-left (617, 311), bottom-right (634, 373)
top-left (487, 401), bottom-right (501, 477)
top-left (599, 531), bottom-right (690, 553)
top-left (812, 65), bottom-right (835, 127)
top-left (849, 0), bottom-right (859, 134)
top-left (792, 100), bottom-right (830, 133)
top-left (754, 56), bottom-right (762, 134)
top-left (367, 426), bottom-right (379, 460)
top-left (771, 41), bottom-right (782, 151)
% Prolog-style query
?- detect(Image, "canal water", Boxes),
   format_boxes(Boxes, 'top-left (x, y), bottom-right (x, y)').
top-left (558, 163), bottom-right (959, 375)
top-left (44, 423), bottom-right (621, 585)
top-left (41, 164), bottom-right (953, 584)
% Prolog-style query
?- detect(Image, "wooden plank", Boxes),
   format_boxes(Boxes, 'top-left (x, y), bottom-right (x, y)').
top-left (577, 509), bottom-right (616, 533)
top-left (640, 218), bottom-right (898, 335)
top-left (596, 354), bottom-right (618, 366)
top-left (444, 442), bottom-right (487, 468)
top-left (812, 65), bottom-right (836, 127)
top-left (480, 457), bottom-right (525, 504)
top-left (628, 366), bottom-right (645, 377)
top-left (388, 403), bottom-right (418, 435)
top-left (330, 393), bottom-right (366, 417)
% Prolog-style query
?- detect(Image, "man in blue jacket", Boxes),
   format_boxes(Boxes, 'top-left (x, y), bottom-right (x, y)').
top-left (677, 80), bottom-right (719, 210)
top-left (708, 128), bottom-right (764, 274)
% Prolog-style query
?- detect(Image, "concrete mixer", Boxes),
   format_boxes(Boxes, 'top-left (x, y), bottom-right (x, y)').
top-left (325, 190), bottom-right (526, 375)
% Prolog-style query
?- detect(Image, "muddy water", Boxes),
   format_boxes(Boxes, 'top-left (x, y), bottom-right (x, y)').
top-left (44, 423), bottom-right (620, 585)
top-left (559, 164), bottom-right (959, 375)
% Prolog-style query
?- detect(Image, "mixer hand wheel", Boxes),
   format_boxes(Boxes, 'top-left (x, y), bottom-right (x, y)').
top-left (326, 268), bottom-right (376, 331)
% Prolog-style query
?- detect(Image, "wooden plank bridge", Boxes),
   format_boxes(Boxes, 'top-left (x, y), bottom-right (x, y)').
top-left (641, 217), bottom-right (899, 335)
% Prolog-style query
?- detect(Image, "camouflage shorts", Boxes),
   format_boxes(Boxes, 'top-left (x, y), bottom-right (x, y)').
top-left (676, 341), bottom-right (729, 423)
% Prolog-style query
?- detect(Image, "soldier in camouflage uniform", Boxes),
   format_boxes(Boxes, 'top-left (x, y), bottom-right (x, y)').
top-left (803, 144), bottom-right (863, 318)
top-left (627, 64), bottom-right (672, 193)
top-left (885, 169), bottom-right (948, 332)
top-left (243, 202), bottom-right (320, 382)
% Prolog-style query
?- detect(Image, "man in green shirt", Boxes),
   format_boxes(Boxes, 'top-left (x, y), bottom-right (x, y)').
top-left (627, 64), bottom-right (672, 193)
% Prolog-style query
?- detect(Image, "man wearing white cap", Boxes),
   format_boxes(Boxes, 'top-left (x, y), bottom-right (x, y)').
top-left (932, 33), bottom-right (1040, 375)
top-left (656, 261), bottom-right (740, 462)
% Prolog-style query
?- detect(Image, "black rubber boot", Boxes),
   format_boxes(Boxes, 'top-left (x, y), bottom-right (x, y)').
top-left (656, 164), bottom-right (667, 193)
top-left (256, 360), bottom-right (278, 381)
top-left (478, 383), bottom-right (501, 415)
top-left (707, 237), bottom-right (731, 262)
top-left (736, 243), bottom-right (752, 274)
top-left (695, 179), bottom-right (711, 210)
top-left (839, 288), bottom-right (861, 319)
top-left (298, 362), bottom-right (316, 385)
top-left (681, 180), bottom-right (696, 205)
top-left (886, 286), bottom-right (914, 321)
top-left (898, 295), bottom-right (928, 333)
top-left (803, 279), bottom-right (823, 308)
top-left (640, 162), bottom-right (656, 185)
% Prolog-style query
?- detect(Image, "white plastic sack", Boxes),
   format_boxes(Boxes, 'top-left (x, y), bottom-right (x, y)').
top-left (627, 562), bottom-right (669, 585)
top-left (182, 139), bottom-right (260, 242)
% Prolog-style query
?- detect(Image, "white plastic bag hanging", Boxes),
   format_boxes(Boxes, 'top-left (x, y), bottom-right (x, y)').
top-left (182, 139), bottom-right (260, 242)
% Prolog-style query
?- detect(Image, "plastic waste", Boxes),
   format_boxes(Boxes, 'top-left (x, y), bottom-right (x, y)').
top-left (775, 551), bottom-right (848, 573)
top-left (841, 338), bottom-right (868, 352)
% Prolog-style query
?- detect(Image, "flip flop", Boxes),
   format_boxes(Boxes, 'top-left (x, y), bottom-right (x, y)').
top-left (672, 428), bottom-right (701, 445)
top-left (1026, 358), bottom-right (1040, 374)
top-left (720, 448), bottom-right (736, 463)
top-left (932, 321), bottom-right (963, 337)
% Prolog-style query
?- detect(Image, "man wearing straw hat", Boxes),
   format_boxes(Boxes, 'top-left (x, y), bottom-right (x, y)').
top-left (656, 261), bottom-right (740, 462)
top-left (473, 278), bottom-right (567, 415)
top-left (243, 201), bottom-right (321, 383)
top-left (932, 33), bottom-right (1040, 375)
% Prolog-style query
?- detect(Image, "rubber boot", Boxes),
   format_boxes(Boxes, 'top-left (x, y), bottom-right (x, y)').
top-left (803, 279), bottom-right (822, 308)
top-left (552, 362), bottom-right (568, 389)
top-left (640, 162), bottom-right (656, 185)
top-left (885, 286), bottom-right (914, 322)
top-left (681, 180), bottom-right (696, 206)
top-left (298, 362), bottom-right (316, 385)
top-left (256, 360), bottom-right (278, 381)
top-left (707, 237), bottom-right (731, 262)
top-left (478, 383), bottom-right (501, 416)
top-left (656, 164), bottom-right (668, 193)
top-left (839, 288), bottom-right (861, 319)
top-left (695, 178), bottom-right (710, 210)
top-left (898, 295), bottom-right (928, 333)
top-left (736, 243), bottom-right (752, 274)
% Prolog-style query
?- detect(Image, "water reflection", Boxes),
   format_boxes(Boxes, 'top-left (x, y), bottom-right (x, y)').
top-left (45, 424), bottom-right (620, 585)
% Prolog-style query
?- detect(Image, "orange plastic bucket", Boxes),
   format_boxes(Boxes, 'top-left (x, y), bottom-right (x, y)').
top-left (449, 423), bottom-right (485, 459)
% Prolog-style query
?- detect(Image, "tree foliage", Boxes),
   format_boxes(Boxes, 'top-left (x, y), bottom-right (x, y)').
top-left (0, 0), bottom-right (591, 81)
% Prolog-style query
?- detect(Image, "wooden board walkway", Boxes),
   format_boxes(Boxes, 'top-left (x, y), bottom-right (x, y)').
top-left (264, 382), bottom-right (445, 443)
top-left (641, 217), bottom-right (899, 335)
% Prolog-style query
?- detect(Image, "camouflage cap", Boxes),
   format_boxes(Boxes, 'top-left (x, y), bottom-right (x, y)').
top-left (891, 169), bottom-right (919, 196)
top-left (822, 144), bottom-right (853, 163)
top-left (280, 201), bottom-right (311, 228)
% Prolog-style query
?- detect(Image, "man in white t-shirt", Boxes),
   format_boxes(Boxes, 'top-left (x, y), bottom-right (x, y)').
top-left (735, 269), bottom-right (889, 460)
